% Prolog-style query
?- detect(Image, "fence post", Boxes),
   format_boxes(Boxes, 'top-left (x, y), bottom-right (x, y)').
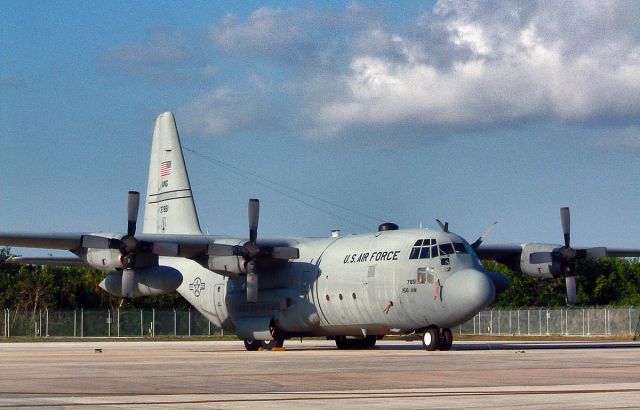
top-left (108, 309), bottom-right (111, 337)
top-left (538, 309), bottom-right (541, 335)
top-left (188, 308), bottom-right (191, 337)
top-left (140, 309), bottom-right (143, 337)
top-left (546, 309), bottom-right (549, 335)
top-left (174, 309), bottom-right (177, 336)
top-left (45, 309), bottom-right (49, 338)
top-left (74, 309), bottom-right (77, 337)
top-left (152, 308), bottom-right (155, 337)
top-left (117, 308), bottom-right (120, 338)
top-left (490, 310), bottom-right (493, 335)
top-left (498, 310), bottom-right (501, 335)
top-left (80, 308), bottom-right (84, 338)
top-left (208, 320), bottom-right (211, 336)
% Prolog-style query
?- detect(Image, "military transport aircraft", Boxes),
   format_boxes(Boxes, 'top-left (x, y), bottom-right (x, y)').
top-left (2, 112), bottom-right (639, 351)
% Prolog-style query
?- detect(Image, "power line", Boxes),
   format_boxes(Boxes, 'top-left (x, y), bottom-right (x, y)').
top-left (183, 146), bottom-right (382, 231)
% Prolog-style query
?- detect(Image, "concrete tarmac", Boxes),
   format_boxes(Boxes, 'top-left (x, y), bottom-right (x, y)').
top-left (1, 339), bottom-right (639, 409)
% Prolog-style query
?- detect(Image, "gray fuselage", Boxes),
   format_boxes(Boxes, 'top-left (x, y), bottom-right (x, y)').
top-left (173, 228), bottom-right (497, 338)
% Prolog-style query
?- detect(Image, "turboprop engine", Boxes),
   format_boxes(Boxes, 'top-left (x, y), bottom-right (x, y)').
top-left (85, 246), bottom-right (124, 272)
top-left (519, 243), bottom-right (562, 279)
top-left (99, 266), bottom-right (183, 298)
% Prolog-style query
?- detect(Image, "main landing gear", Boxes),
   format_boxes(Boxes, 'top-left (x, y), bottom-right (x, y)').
top-left (243, 338), bottom-right (285, 351)
top-left (421, 327), bottom-right (453, 351)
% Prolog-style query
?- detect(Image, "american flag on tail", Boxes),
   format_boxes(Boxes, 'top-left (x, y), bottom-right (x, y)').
top-left (160, 161), bottom-right (172, 177)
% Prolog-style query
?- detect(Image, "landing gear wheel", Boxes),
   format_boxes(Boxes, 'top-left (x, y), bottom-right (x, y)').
top-left (422, 327), bottom-right (440, 351)
top-left (244, 339), bottom-right (261, 351)
top-left (439, 328), bottom-right (453, 351)
top-left (261, 338), bottom-right (284, 350)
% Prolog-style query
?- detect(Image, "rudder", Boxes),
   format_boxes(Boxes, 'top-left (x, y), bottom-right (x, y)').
top-left (143, 112), bottom-right (201, 235)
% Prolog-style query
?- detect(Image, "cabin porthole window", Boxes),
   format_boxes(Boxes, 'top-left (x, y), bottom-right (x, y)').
top-left (326, 295), bottom-right (330, 301)
top-left (352, 292), bottom-right (357, 299)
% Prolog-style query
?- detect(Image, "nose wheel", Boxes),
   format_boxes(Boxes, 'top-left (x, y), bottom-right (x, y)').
top-left (421, 327), bottom-right (453, 351)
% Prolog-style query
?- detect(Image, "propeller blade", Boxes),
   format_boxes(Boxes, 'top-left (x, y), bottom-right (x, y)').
top-left (122, 269), bottom-right (136, 299)
top-left (248, 199), bottom-right (259, 243)
top-left (127, 191), bottom-right (141, 236)
top-left (560, 207), bottom-right (570, 247)
top-left (271, 246), bottom-right (300, 260)
top-left (586, 247), bottom-right (607, 259)
top-left (471, 222), bottom-right (498, 249)
top-left (246, 262), bottom-right (258, 303)
top-left (530, 252), bottom-right (553, 264)
top-left (566, 276), bottom-right (577, 304)
top-left (207, 243), bottom-right (236, 257)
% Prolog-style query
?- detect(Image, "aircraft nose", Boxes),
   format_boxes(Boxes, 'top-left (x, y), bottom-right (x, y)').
top-left (444, 269), bottom-right (496, 323)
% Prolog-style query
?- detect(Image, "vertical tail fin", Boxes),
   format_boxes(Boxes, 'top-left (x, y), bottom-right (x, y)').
top-left (143, 112), bottom-right (201, 235)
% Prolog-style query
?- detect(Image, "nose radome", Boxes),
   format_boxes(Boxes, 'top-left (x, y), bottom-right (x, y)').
top-left (444, 269), bottom-right (496, 324)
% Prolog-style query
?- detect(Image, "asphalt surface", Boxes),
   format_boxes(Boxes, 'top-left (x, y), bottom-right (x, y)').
top-left (1, 339), bottom-right (639, 409)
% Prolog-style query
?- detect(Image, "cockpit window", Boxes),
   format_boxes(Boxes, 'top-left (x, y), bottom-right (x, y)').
top-left (409, 238), bottom-right (436, 259)
top-left (453, 243), bottom-right (468, 254)
top-left (439, 243), bottom-right (455, 255)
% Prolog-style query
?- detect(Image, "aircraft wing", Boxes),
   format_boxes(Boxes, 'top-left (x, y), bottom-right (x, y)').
top-left (474, 244), bottom-right (523, 262)
top-left (0, 232), bottom-right (84, 251)
top-left (476, 244), bottom-right (640, 260)
top-left (7, 256), bottom-right (88, 266)
top-left (0, 232), bottom-right (217, 256)
top-left (0, 231), bottom-right (296, 264)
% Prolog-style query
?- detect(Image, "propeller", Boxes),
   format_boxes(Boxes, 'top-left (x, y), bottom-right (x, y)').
top-left (207, 199), bottom-right (300, 303)
top-left (121, 191), bottom-right (141, 298)
top-left (471, 222), bottom-right (498, 250)
top-left (81, 191), bottom-right (179, 298)
top-left (529, 207), bottom-right (607, 304)
top-left (246, 199), bottom-right (260, 303)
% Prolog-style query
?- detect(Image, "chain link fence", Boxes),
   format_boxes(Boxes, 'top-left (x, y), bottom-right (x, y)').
top-left (457, 307), bottom-right (639, 336)
top-left (3, 307), bottom-right (638, 338)
top-left (2, 308), bottom-right (223, 338)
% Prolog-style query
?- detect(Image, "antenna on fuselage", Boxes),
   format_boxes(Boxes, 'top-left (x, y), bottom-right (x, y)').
top-left (436, 219), bottom-right (449, 233)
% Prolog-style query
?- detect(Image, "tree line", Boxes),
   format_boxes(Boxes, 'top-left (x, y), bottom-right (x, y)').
top-left (1, 247), bottom-right (638, 311)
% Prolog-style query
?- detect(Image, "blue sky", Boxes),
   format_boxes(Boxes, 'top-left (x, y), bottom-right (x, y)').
top-left (2, 0), bottom-right (639, 253)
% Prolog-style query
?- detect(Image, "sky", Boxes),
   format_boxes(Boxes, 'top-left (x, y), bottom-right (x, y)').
top-left (1, 0), bottom-right (640, 255)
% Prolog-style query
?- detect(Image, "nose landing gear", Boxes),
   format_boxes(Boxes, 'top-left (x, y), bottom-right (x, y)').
top-left (421, 327), bottom-right (453, 351)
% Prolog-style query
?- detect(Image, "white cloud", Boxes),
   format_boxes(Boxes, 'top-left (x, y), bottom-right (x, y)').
top-left (307, 0), bottom-right (640, 137)
top-left (176, 1), bottom-right (640, 142)
top-left (99, 29), bottom-right (200, 82)
top-left (177, 87), bottom-right (267, 138)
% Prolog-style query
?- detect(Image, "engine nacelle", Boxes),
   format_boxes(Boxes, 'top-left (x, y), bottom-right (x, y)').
top-left (99, 266), bottom-right (183, 298)
top-left (208, 255), bottom-right (246, 278)
top-left (519, 243), bottom-right (563, 279)
top-left (86, 248), bottom-right (123, 272)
